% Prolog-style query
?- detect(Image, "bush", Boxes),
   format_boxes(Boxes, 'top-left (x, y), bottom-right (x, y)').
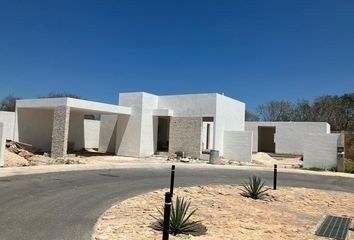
top-left (241, 176), bottom-right (269, 199)
top-left (152, 196), bottom-right (201, 235)
top-left (345, 159), bottom-right (354, 173)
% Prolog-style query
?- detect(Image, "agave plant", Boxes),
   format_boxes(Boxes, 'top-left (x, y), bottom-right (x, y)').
top-left (241, 175), bottom-right (269, 199)
top-left (151, 196), bottom-right (201, 235)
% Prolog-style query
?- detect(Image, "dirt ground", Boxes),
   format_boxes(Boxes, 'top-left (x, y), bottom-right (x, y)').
top-left (92, 185), bottom-right (354, 240)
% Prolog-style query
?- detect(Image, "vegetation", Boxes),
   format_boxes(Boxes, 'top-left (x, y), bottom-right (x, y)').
top-left (246, 92), bottom-right (354, 131)
top-left (241, 176), bottom-right (269, 199)
top-left (0, 95), bottom-right (21, 112)
top-left (344, 159), bottom-right (354, 173)
top-left (152, 196), bottom-right (201, 235)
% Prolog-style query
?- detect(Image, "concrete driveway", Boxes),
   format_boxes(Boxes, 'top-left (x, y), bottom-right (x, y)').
top-left (0, 165), bottom-right (353, 240)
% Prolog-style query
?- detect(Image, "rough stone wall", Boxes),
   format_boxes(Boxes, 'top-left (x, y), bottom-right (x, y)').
top-left (169, 117), bottom-right (202, 159)
top-left (51, 106), bottom-right (70, 159)
top-left (0, 122), bottom-right (6, 166)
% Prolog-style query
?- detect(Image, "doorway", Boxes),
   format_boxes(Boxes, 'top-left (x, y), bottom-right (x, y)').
top-left (258, 126), bottom-right (276, 153)
top-left (157, 117), bottom-right (170, 152)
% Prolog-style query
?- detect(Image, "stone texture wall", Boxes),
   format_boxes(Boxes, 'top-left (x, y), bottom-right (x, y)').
top-left (169, 117), bottom-right (202, 159)
top-left (51, 106), bottom-right (70, 159)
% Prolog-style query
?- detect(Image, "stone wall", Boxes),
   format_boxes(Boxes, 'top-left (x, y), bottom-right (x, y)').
top-left (51, 106), bottom-right (70, 159)
top-left (169, 117), bottom-right (202, 159)
top-left (223, 131), bottom-right (253, 162)
top-left (0, 122), bottom-right (6, 166)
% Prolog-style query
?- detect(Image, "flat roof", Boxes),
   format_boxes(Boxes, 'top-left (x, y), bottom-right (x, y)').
top-left (16, 98), bottom-right (131, 115)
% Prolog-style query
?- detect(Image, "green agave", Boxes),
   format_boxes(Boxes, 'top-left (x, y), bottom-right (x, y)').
top-left (241, 175), bottom-right (269, 199)
top-left (152, 196), bottom-right (201, 235)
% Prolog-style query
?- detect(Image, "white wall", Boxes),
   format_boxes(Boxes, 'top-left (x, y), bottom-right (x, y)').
top-left (68, 111), bottom-right (85, 151)
top-left (16, 108), bottom-right (54, 152)
top-left (223, 131), bottom-right (253, 162)
top-left (303, 133), bottom-right (339, 169)
top-left (214, 94), bottom-right (245, 155)
top-left (0, 111), bottom-right (15, 140)
top-left (84, 119), bottom-right (100, 149)
top-left (99, 115), bottom-right (117, 153)
top-left (245, 122), bottom-right (330, 154)
top-left (0, 122), bottom-right (6, 166)
top-left (158, 93), bottom-right (217, 117)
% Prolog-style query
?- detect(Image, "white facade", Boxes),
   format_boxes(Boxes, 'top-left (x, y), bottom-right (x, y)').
top-left (245, 121), bottom-right (330, 154)
top-left (0, 122), bottom-right (6, 166)
top-left (0, 111), bottom-right (15, 140)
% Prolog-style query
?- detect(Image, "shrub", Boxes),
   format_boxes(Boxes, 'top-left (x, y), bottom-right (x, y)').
top-left (241, 176), bottom-right (269, 199)
top-left (151, 196), bottom-right (201, 235)
top-left (345, 159), bottom-right (354, 173)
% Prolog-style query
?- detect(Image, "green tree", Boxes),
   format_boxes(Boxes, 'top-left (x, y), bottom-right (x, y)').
top-left (0, 95), bottom-right (21, 112)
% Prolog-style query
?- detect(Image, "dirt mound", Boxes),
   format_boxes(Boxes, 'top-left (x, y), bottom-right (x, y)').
top-left (252, 152), bottom-right (277, 166)
top-left (5, 150), bottom-right (29, 167)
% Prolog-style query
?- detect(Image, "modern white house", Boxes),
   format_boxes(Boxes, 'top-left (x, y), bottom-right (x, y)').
top-left (0, 91), bottom-right (342, 169)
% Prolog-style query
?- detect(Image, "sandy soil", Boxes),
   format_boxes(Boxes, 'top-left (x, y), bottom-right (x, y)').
top-left (92, 185), bottom-right (354, 240)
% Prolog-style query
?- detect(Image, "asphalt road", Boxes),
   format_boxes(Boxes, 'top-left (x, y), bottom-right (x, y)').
top-left (0, 166), bottom-right (353, 240)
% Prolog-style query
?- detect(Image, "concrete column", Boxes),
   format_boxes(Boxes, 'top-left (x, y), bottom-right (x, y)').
top-left (0, 122), bottom-right (6, 167)
top-left (51, 106), bottom-right (70, 159)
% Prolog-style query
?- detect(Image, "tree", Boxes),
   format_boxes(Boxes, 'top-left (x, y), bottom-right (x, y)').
top-left (256, 100), bottom-right (294, 121)
top-left (291, 100), bottom-right (313, 121)
top-left (245, 110), bottom-right (259, 121)
top-left (0, 95), bottom-right (21, 112)
top-left (38, 92), bottom-right (82, 99)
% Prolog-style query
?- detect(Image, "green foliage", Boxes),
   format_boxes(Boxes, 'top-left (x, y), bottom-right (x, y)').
top-left (241, 176), bottom-right (269, 199)
top-left (152, 196), bottom-right (201, 235)
top-left (344, 159), bottom-right (354, 173)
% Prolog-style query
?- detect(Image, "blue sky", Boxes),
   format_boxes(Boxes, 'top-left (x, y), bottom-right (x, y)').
top-left (0, 0), bottom-right (353, 111)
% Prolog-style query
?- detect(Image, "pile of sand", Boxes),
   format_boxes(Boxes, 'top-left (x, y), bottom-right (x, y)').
top-left (252, 152), bottom-right (277, 166)
top-left (4, 150), bottom-right (29, 167)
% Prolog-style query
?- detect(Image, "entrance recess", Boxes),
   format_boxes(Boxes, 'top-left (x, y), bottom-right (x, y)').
top-left (157, 117), bottom-right (170, 152)
top-left (258, 126), bottom-right (276, 153)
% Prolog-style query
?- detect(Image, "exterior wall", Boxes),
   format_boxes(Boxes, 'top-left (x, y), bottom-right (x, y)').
top-left (99, 115), bottom-right (117, 153)
top-left (223, 131), bottom-right (253, 163)
top-left (0, 111), bottom-right (15, 140)
top-left (245, 122), bottom-right (330, 154)
top-left (16, 108), bottom-right (54, 152)
top-left (169, 117), bottom-right (202, 158)
top-left (83, 119), bottom-right (100, 149)
top-left (68, 111), bottom-right (85, 151)
top-left (158, 94), bottom-right (217, 117)
top-left (51, 106), bottom-right (70, 159)
top-left (0, 122), bottom-right (6, 166)
top-left (214, 94), bottom-right (245, 155)
top-left (303, 133), bottom-right (340, 169)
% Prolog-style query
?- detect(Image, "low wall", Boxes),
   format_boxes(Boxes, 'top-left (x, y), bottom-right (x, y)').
top-left (303, 133), bottom-right (340, 169)
top-left (0, 111), bottom-right (15, 140)
top-left (84, 119), bottom-right (100, 149)
top-left (223, 131), bottom-right (253, 162)
top-left (0, 122), bottom-right (6, 166)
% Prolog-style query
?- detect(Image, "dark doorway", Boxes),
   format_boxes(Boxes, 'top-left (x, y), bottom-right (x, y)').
top-left (157, 117), bottom-right (170, 151)
top-left (258, 126), bottom-right (276, 153)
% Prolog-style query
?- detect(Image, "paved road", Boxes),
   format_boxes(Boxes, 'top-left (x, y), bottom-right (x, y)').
top-left (0, 166), bottom-right (353, 240)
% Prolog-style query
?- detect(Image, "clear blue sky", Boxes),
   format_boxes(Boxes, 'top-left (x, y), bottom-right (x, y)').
top-left (0, 0), bottom-right (353, 111)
